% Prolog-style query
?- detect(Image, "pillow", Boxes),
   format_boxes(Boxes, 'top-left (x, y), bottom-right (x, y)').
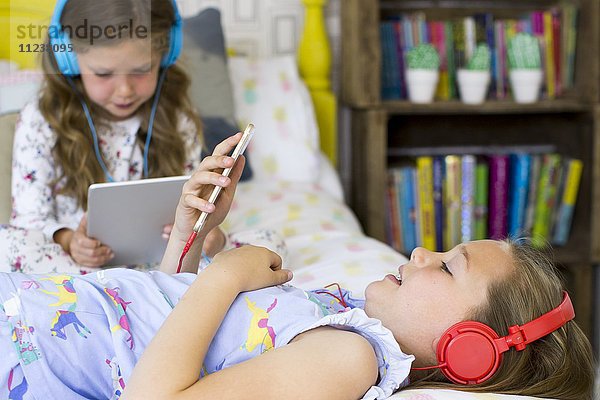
top-left (228, 55), bottom-right (321, 182)
top-left (182, 8), bottom-right (236, 124)
top-left (181, 8), bottom-right (252, 180)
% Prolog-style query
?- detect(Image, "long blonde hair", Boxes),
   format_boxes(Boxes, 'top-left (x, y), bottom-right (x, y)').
top-left (408, 239), bottom-right (595, 399)
top-left (39, 0), bottom-right (202, 209)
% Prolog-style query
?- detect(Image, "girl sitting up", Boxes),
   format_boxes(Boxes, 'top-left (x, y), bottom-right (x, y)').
top-left (2, 0), bottom-right (231, 274)
top-left (0, 133), bottom-right (594, 399)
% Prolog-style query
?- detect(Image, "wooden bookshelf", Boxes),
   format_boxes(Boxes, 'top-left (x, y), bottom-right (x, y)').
top-left (342, 0), bottom-right (600, 339)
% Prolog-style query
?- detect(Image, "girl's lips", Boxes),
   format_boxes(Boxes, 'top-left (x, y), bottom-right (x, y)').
top-left (114, 102), bottom-right (134, 109)
top-left (386, 274), bottom-right (402, 286)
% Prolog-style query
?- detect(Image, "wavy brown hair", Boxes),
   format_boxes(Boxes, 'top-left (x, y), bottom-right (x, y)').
top-left (407, 239), bottom-right (595, 399)
top-left (39, 0), bottom-right (202, 209)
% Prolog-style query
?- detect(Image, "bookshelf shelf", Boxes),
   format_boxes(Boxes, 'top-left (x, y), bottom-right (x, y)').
top-left (342, 0), bottom-right (600, 339)
top-left (381, 99), bottom-right (590, 114)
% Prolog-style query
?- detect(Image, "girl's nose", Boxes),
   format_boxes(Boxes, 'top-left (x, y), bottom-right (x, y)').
top-left (410, 247), bottom-right (431, 266)
top-left (115, 76), bottom-right (134, 97)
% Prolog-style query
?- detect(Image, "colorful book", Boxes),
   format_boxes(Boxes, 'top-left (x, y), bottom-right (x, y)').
top-left (452, 18), bottom-right (467, 69)
top-left (532, 154), bottom-right (562, 247)
top-left (552, 8), bottom-right (562, 95)
top-left (464, 16), bottom-right (476, 61)
top-left (392, 168), bottom-right (406, 253)
top-left (460, 155), bottom-right (476, 243)
top-left (380, 22), bottom-right (402, 99)
top-left (523, 154), bottom-right (542, 235)
top-left (416, 157), bottom-right (436, 250)
top-left (444, 155), bottom-right (462, 250)
top-left (433, 156), bottom-right (445, 251)
top-left (494, 20), bottom-right (506, 99)
top-left (411, 167), bottom-right (422, 248)
top-left (508, 153), bottom-right (531, 238)
top-left (488, 154), bottom-right (509, 240)
top-left (387, 169), bottom-right (402, 251)
top-left (473, 158), bottom-right (489, 240)
top-left (552, 158), bottom-right (583, 245)
top-left (444, 21), bottom-right (457, 99)
top-left (399, 166), bottom-right (417, 253)
top-left (543, 11), bottom-right (556, 99)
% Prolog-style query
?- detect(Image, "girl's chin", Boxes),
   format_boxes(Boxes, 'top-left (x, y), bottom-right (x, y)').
top-left (107, 105), bottom-right (139, 120)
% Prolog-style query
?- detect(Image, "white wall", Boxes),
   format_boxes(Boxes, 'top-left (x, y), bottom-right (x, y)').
top-left (176, 0), bottom-right (340, 62)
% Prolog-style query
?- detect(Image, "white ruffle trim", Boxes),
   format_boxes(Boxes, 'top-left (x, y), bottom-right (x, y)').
top-left (299, 308), bottom-right (414, 399)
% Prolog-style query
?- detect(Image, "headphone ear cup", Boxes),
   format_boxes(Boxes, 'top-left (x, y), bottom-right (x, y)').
top-left (436, 321), bottom-right (503, 385)
top-left (52, 34), bottom-right (80, 76)
top-left (161, 9), bottom-right (183, 67)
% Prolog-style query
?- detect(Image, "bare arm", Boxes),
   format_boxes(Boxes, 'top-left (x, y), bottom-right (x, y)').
top-left (123, 246), bottom-right (296, 399)
top-left (124, 248), bottom-right (378, 400)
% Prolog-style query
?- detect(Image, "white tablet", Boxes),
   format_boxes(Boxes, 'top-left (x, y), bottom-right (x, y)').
top-left (87, 175), bottom-right (189, 266)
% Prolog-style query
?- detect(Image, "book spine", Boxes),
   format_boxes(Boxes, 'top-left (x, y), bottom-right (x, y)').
top-left (552, 8), bottom-right (562, 95)
top-left (494, 21), bottom-right (506, 99)
top-left (432, 21), bottom-right (450, 101)
top-left (393, 21), bottom-right (407, 99)
top-left (532, 154), bottom-right (561, 247)
top-left (488, 154), bottom-right (509, 240)
top-left (474, 159), bottom-right (489, 240)
top-left (566, 5), bottom-right (578, 88)
top-left (523, 154), bottom-right (542, 235)
top-left (401, 166), bottom-right (417, 253)
top-left (392, 168), bottom-right (405, 253)
top-left (453, 18), bottom-right (466, 69)
top-left (461, 155), bottom-right (476, 243)
top-left (464, 16), bottom-right (476, 61)
top-left (411, 167), bottom-right (422, 247)
top-left (417, 157), bottom-right (436, 250)
top-left (444, 21), bottom-right (456, 98)
top-left (552, 159), bottom-right (583, 246)
top-left (387, 169), bottom-right (402, 251)
top-left (444, 155), bottom-right (462, 250)
top-left (508, 153), bottom-right (531, 238)
top-left (543, 11), bottom-right (556, 99)
top-left (483, 13), bottom-right (496, 98)
top-left (433, 156), bottom-right (445, 251)
top-left (380, 22), bottom-right (401, 100)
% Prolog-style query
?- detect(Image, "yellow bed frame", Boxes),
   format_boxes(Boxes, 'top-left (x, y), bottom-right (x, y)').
top-left (298, 0), bottom-right (338, 167)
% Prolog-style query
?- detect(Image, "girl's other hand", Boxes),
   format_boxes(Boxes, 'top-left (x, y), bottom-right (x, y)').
top-left (70, 214), bottom-right (114, 267)
top-left (202, 226), bottom-right (226, 257)
top-left (171, 132), bottom-right (245, 243)
top-left (162, 223), bottom-right (173, 240)
top-left (208, 245), bottom-right (292, 293)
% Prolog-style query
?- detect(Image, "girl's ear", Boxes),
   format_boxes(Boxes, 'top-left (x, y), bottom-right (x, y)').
top-left (431, 336), bottom-right (440, 357)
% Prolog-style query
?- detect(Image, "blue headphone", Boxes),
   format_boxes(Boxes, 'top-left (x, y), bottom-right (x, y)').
top-left (50, 0), bottom-right (183, 75)
top-left (50, 0), bottom-right (183, 181)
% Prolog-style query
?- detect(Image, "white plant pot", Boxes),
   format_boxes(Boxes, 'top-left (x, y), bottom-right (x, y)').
top-left (509, 69), bottom-right (543, 104)
top-left (457, 69), bottom-right (491, 105)
top-left (406, 69), bottom-right (439, 104)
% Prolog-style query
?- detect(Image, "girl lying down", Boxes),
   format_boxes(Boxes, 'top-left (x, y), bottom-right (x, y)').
top-left (0, 134), bottom-right (594, 400)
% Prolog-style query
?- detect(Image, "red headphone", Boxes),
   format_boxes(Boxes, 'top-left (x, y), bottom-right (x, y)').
top-left (413, 291), bottom-right (575, 385)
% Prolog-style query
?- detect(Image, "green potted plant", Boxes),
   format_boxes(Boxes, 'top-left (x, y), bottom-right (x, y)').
top-left (507, 33), bottom-right (543, 103)
top-left (457, 43), bottom-right (491, 104)
top-left (405, 44), bottom-right (440, 103)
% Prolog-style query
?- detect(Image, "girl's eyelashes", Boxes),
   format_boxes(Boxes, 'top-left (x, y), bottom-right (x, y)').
top-left (95, 72), bottom-right (112, 78)
top-left (441, 261), bottom-right (452, 275)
